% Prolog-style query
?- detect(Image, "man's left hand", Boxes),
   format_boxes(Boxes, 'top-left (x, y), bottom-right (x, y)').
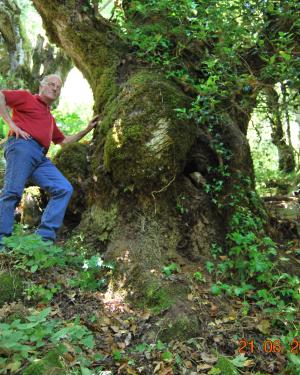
top-left (86, 115), bottom-right (100, 132)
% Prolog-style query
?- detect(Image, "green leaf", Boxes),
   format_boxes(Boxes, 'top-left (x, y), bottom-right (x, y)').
top-left (135, 343), bottom-right (148, 352)
top-left (230, 355), bottom-right (247, 367)
top-left (30, 264), bottom-right (39, 273)
top-left (279, 51), bottom-right (291, 61)
top-left (208, 368), bottom-right (222, 375)
top-left (288, 353), bottom-right (300, 366)
top-left (211, 284), bottom-right (221, 296)
top-left (162, 351), bottom-right (173, 362)
top-left (80, 335), bottom-right (95, 349)
top-left (27, 308), bottom-right (51, 323)
top-left (156, 340), bottom-right (166, 350)
top-left (113, 350), bottom-right (122, 361)
top-left (215, 356), bottom-right (238, 374)
top-left (81, 366), bottom-right (93, 375)
top-left (269, 55), bottom-right (276, 64)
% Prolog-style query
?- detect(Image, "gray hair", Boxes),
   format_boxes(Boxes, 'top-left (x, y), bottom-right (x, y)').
top-left (40, 74), bottom-right (62, 86)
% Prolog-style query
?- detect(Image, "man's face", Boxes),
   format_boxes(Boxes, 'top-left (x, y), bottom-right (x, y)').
top-left (39, 76), bottom-right (62, 104)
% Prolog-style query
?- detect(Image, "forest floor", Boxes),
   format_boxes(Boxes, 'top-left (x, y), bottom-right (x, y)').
top-left (0, 220), bottom-right (300, 375)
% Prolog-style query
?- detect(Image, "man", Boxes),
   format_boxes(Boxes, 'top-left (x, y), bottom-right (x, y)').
top-left (0, 74), bottom-right (98, 248)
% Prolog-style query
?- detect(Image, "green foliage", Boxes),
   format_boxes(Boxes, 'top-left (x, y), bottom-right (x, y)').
top-left (141, 283), bottom-right (174, 314)
top-left (69, 255), bottom-right (114, 291)
top-left (162, 351), bottom-right (172, 362)
top-left (22, 350), bottom-right (65, 375)
top-left (51, 110), bottom-right (86, 136)
top-left (3, 227), bottom-right (114, 294)
top-left (193, 271), bottom-right (203, 282)
top-left (120, 0), bottom-right (300, 197)
top-left (25, 283), bottom-right (62, 303)
top-left (175, 194), bottom-right (188, 214)
top-left (112, 349), bottom-right (122, 361)
top-left (48, 110), bottom-right (91, 158)
top-left (162, 263), bottom-right (180, 276)
top-left (208, 185), bottom-right (300, 316)
top-left (0, 74), bottom-right (26, 90)
top-left (0, 308), bottom-right (95, 373)
top-left (121, 0), bottom-right (299, 115)
top-left (3, 233), bottom-right (66, 272)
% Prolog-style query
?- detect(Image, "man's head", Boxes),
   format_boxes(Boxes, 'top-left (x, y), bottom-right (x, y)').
top-left (39, 74), bottom-right (62, 105)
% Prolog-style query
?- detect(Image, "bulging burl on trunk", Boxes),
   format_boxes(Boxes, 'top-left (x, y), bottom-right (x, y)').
top-left (93, 70), bottom-right (197, 192)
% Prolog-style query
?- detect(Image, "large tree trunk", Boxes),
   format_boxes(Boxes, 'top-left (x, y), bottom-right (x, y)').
top-left (32, 0), bottom-right (259, 338)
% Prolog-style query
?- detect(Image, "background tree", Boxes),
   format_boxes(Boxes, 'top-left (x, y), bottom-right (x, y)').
top-left (265, 85), bottom-right (296, 173)
top-left (14, 0), bottom-right (299, 337)
top-left (0, 0), bottom-right (72, 92)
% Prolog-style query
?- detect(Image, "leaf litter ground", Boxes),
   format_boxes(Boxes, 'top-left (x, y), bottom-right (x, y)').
top-left (0, 236), bottom-right (299, 375)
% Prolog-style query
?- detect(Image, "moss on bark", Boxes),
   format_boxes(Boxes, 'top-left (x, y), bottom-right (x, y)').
top-left (78, 203), bottom-right (118, 243)
top-left (53, 142), bottom-right (89, 215)
top-left (94, 69), bottom-right (196, 192)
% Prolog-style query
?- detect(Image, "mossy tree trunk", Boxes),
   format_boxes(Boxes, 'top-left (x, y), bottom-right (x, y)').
top-left (31, 0), bottom-right (272, 338)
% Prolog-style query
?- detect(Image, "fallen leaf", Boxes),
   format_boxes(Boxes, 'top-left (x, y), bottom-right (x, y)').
top-left (244, 359), bottom-right (255, 367)
top-left (200, 353), bottom-right (218, 364)
top-left (63, 353), bottom-right (75, 363)
top-left (117, 342), bottom-right (126, 349)
top-left (98, 316), bottom-right (111, 326)
top-left (257, 319), bottom-right (270, 334)
top-left (213, 335), bottom-right (223, 343)
top-left (197, 363), bottom-right (213, 371)
top-left (141, 311), bottom-right (151, 320)
top-left (184, 360), bottom-right (193, 368)
top-left (154, 362), bottom-right (162, 373)
top-left (126, 368), bottom-right (138, 375)
top-left (111, 325), bottom-right (120, 333)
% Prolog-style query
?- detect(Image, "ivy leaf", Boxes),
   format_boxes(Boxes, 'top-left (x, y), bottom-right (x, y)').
top-left (162, 351), bottom-right (173, 362)
top-left (30, 264), bottom-right (38, 273)
top-left (279, 51), bottom-right (291, 61)
top-left (80, 335), bottom-right (95, 349)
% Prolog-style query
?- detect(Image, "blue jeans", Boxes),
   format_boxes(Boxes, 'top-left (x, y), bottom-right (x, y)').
top-left (0, 137), bottom-right (73, 245)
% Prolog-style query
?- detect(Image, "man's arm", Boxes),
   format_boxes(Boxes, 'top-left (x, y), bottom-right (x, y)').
top-left (0, 91), bottom-right (30, 139)
top-left (60, 115), bottom-right (99, 145)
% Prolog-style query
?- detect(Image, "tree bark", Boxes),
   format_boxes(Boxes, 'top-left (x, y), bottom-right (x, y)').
top-left (266, 87), bottom-right (295, 173)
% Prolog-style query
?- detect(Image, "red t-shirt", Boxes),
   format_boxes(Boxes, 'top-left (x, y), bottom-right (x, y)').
top-left (1, 90), bottom-right (65, 149)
